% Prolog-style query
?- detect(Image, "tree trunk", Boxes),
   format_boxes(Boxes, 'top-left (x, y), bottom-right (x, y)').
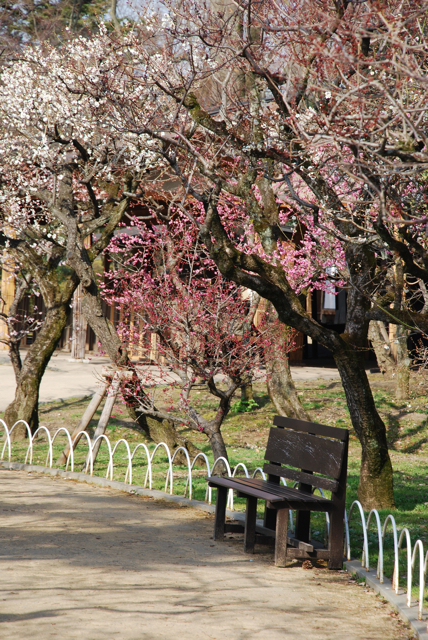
top-left (264, 305), bottom-right (309, 420)
top-left (206, 427), bottom-right (229, 462)
top-left (241, 382), bottom-right (254, 401)
top-left (208, 230), bottom-right (396, 507)
top-left (199, 384), bottom-right (237, 470)
top-left (335, 348), bottom-right (394, 508)
top-left (266, 355), bottom-right (310, 420)
top-left (4, 276), bottom-right (27, 383)
top-left (368, 320), bottom-right (395, 376)
top-left (4, 300), bottom-right (73, 439)
top-left (271, 245), bottom-right (395, 509)
top-left (334, 245), bottom-right (394, 509)
top-left (395, 325), bottom-right (410, 401)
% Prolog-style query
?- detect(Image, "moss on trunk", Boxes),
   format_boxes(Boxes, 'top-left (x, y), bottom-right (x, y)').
top-left (5, 299), bottom-right (74, 439)
top-left (335, 349), bottom-right (395, 509)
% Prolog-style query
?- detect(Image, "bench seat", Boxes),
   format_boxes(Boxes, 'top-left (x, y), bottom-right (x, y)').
top-left (208, 416), bottom-right (348, 569)
top-left (208, 476), bottom-right (334, 511)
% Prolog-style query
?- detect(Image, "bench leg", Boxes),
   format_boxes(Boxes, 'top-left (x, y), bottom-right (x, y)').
top-left (295, 510), bottom-right (311, 544)
top-left (275, 508), bottom-right (289, 568)
top-left (328, 509), bottom-right (345, 570)
top-left (244, 496), bottom-right (257, 554)
top-left (264, 474), bottom-right (280, 530)
top-left (264, 505), bottom-right (277, 531)
top-left (213, 486), bottom-right (228, 541)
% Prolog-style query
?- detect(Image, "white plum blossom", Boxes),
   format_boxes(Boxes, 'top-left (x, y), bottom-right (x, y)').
top-left (0, 30), bottom-right (172, 246)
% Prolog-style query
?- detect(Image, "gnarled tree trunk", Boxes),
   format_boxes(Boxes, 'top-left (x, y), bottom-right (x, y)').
top-left (368, 320), bottom-right (395, 376)
top-left (266, 354), bottom-right (310, 421)
top-left (334, 245), bottom-right (394, 509)
top-left (5, 276), bottom-right (77, 439)
top-left (395, 325), bottom-right (410, 401)
top-left (206, 210), bottom-right (395, 508)
top-left (240, 382), bottom-right (254, 401)
top-left (264, 303), bottom-right (309, 420)
top-left (335, 347), bottom-right (394, 508)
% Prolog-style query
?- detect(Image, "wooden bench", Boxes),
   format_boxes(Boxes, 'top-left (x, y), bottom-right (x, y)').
top-left (208, 416), bottom-right (348, 569)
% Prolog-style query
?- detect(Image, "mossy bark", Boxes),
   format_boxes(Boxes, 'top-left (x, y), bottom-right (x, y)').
top-left (5, 280), bottom-right (77, 439)
top-left (368, 320), bottom-right (395, 376)
top-left (266, 355), bottom-right (310, 421)
top-left (335, 245), bottom-right (395, 509)
top-left (263, 303), bottom-right (309, 420)
top-left (395, 325), bottom-right (410, 401)
top-left (335, 349), bottom-right (395, 509)
top-left (241, 382), bottom-right (254, 401)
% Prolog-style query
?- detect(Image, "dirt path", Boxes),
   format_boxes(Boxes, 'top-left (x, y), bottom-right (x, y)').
top-left (0, 349), bottom-right (340, 412)
top-left (0, 469), bottom-right (412, 640)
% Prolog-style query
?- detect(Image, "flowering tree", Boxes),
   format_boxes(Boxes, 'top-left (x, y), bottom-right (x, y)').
top-left (96, 0), bottom-right (428, 508)
top-left (102, 213), bottom-right (295, 460)
top-left (0, 31), bottom-right (161, 436)
top-left (0, 271), bottom-right (43, 381)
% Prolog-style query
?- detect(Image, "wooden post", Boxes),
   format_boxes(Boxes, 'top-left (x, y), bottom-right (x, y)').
top-left (295, 469), bottom-right (313, 544)
top-left (275, 508), bottom-right (289, 567)
top-left (0, 255), bottom-right (15, 350)
top-left (213, 486), bottom-right (228, 541)
top-left (244, 496), bottom-right (257, 554)
top-left (264, 431), bottom-right (282, 530)
top-left (83, 373), bottom-right (121, 472)
top-left (150, 332), bottom-right (158, 362)
top-left (328, 432), bottom-right (348, 570)
top-left (57, 383), bottom-right (108, 466)
top-left (263, 482), bottom-right (278, 531)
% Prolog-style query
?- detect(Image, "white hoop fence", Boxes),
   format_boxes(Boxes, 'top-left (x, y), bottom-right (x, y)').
top-left (1, 419), bottom-right (427, 622)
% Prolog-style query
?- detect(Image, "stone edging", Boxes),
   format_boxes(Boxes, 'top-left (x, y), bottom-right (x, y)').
top-left (346, 560), bottom-right (428, 640)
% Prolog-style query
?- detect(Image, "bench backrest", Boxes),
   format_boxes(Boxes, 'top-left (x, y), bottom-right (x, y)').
top-left (263, 416), bottom-right (348, 494)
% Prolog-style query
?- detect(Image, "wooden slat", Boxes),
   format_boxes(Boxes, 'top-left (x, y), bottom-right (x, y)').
top-left (255, 534), bottom-right (275, 546)
top-left (224, 523), bottom-right (245, 533)
top-left (234, 478), bottom-right (330, 503)
top-left (208, 477), bottom-right (333, 511)
top-left (264, 470), bottom-right (279, 531)
top-left (265, 427), bottom-right (345, 479)
top-left (209, 477), bottom-right (285, 502)
top-left (273, 416), bottom-right (348, 441)
top-left (263, 463), bottom-right (338, 492)
top-left (253, 524), bottom-right (314, 552)
top-left (267, 499), bottom-right (333, 513)
top-left (286, 548), bottom-right (331, 560)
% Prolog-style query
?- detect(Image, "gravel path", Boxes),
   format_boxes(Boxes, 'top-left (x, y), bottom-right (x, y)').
top-left (0, 469), bottom-right (411, 640)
